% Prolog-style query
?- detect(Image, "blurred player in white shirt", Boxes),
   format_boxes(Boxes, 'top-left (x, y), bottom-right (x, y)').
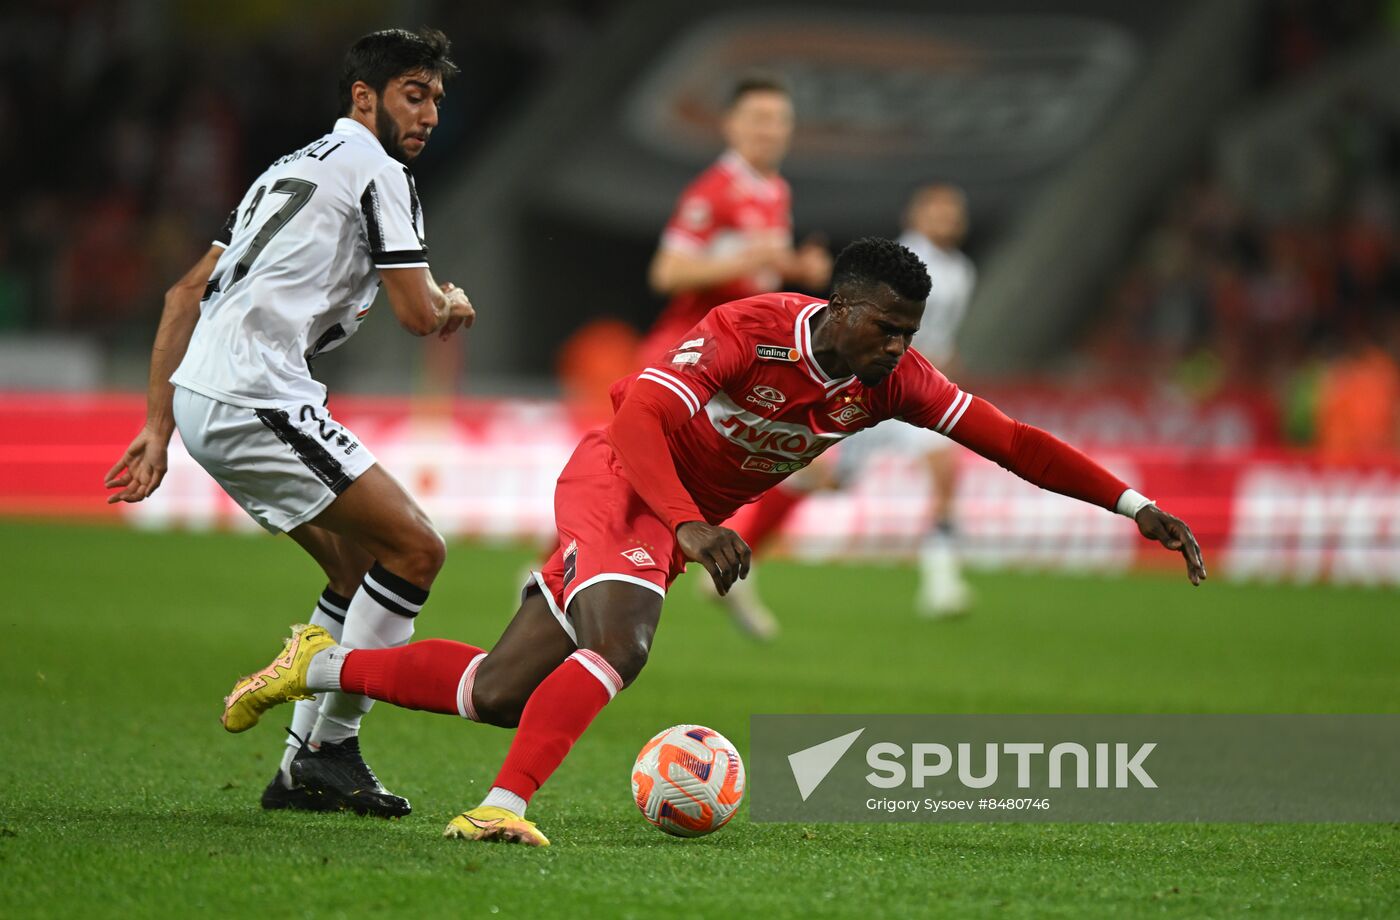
top-left (870, 184), bottom-right (977, 614)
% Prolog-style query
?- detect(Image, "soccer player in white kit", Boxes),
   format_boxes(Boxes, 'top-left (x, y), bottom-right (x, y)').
top-left (103, 28), bottom-right (472, 816)
top-left (838, 184), bottom-right (977, 615)
top-left (893, 184), bottom-right (977, 615)
top-left (896, 183), bottom-right (974, 613)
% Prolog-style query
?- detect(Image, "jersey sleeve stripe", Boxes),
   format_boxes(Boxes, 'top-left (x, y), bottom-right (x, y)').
top-left (360, 181), bottom-right (385, 254)
top-left (642, 367), bottom-right (702, 407)
top-left (935, 390), bottom-right (969, 433)
top-left (638, 371), bottom-right (700, 416)
top-left (373, 250), bottom-right (429, 266)
top-left (942, 391), bottom-right (973, 434)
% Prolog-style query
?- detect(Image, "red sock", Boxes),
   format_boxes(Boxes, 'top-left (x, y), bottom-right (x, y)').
top-left (731, 484), bottom-right (804, 551)
top-left (341, 639), bottom-right (485, 716)
top-left (492, 650), bottom-right (623, 801)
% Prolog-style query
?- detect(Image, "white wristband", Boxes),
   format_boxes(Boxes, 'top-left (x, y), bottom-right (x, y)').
top-left (1115, 488), bottom-right (1153, 518)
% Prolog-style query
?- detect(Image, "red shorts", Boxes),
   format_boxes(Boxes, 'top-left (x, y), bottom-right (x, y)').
top-left (526, 431), bottom-right (686, 643)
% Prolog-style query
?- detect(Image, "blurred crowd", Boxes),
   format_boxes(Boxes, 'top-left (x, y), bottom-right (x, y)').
top-left (0, 0), bottom-right (608, 348)
top-left (1085, 0), bottom-right (1400, 456)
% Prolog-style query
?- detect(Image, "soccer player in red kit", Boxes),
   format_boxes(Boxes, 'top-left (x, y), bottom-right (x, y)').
top-left (222, 239), bottom-right (1206, 846)
top-left (644, 75), bottom-right (831, 365)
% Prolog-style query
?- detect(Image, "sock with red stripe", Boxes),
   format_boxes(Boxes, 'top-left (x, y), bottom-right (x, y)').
top-left (487, 649), bottom-right (623, 810)
top-left (307, 639), bottom-right (486, 717)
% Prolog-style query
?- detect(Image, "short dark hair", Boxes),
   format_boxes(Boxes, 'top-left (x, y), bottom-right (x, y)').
top-left (338, 28), bottom-right (458, 115)
top-left (831, 238), bottom-right (931, 303)
top-left (728, 73), bottom-right (791, 108)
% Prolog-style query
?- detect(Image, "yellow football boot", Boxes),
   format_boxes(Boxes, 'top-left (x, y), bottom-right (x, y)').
top-left (443, 806), bottom-right (550, 847)
top-left (221, 624), bottom-right (335, 733)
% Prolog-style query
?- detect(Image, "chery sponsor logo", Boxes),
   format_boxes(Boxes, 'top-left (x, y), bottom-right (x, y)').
top-left (746, 385), bottom-right (787, 411)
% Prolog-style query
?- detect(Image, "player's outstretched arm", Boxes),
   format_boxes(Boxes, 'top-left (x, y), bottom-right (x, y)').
top-left (380, 267), bottom-right (474, 339)
top-left (946, 394), bottom-right (1207, 585)
top-left (104, 245), bottom-right (221, 504)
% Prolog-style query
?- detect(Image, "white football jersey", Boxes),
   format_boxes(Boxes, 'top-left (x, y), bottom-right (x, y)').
top-left (900, 230), bottom-right (976, 365)
top-left (172, 118), bottom-right (428, 408)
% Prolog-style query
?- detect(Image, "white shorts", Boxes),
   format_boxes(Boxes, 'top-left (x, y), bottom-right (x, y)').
top-left (172, 386), bottom-right (376, 533)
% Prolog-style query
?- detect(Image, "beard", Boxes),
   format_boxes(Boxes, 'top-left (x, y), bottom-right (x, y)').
top-left (375, 104), bottom-right (411, 163)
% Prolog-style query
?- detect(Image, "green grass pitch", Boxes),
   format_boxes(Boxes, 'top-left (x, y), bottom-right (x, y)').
top-left (1, 520), bottom-right (1396, 918)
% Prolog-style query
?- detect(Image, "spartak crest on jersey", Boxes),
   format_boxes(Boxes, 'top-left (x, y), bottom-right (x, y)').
top-left (828, 393), bottom-right (871, 427)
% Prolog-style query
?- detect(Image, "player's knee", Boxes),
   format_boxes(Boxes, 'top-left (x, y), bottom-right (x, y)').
top-left (589, 637), bottom-right (651, 689)
top-left (422, 528), bottom-right (448, 575)
top-left (469, 680), bottom-right (526, 728)
top-left (394, 525), bottom-right (447, 586)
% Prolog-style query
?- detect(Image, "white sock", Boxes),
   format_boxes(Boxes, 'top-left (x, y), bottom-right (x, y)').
top-left (281, 588), bottom-right (350, 781)
top-left (919, 524), bottom-right (962, 593)
top-left (481, 786), bottom-right (528, 817)
top-left (305, 645), bottom-right (351, 692)
top-left (310, 563), bottom-right (425, 746)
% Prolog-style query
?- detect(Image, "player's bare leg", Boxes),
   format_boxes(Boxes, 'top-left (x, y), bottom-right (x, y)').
top-left (448, 580), bottom-right (663, 845)
top-left (279, 464), bottom-right (447, 816)
top-left (466, 590), bottom-right (577, 727)
top-left (233, 581), bottom-right (659, 845)
top-left (918, 446), bottom-right (971, 617)
top-left (222, 582), bottom-right (589, 840)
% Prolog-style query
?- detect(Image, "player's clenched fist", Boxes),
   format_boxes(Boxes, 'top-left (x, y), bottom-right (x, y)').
top-left (676, 521), bottom-right (751, 596)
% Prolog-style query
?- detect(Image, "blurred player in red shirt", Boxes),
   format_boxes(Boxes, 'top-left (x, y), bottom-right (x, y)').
top-left (225, 239), bottom-right (1206, 847)
top-left (643, 75), bottom-right (831, 365)
top-left (645, 75), bottom-right (830, 638)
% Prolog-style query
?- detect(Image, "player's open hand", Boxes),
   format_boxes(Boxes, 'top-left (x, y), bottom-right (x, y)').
top-left (1135, 505), bottom-right (1207, 585)
top-left (437, 282), bottom-right (475, 340)
top-left (676, 521), bottom-right (751, 596)
top-left (103, 426), bottom-right (170, 504)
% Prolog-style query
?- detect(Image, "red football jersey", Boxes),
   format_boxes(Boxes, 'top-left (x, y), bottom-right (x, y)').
top-left (650, 152), bottom-right (793, 347)
top-left (613, 292), bottom-right (966, 524)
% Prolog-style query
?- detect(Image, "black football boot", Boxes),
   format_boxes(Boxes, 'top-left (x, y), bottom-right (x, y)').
top-left (290, 736), bottom-right (411, 818)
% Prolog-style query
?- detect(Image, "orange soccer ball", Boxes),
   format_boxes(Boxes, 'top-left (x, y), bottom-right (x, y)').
top-left (631, 724), bottom-right (746, 837)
